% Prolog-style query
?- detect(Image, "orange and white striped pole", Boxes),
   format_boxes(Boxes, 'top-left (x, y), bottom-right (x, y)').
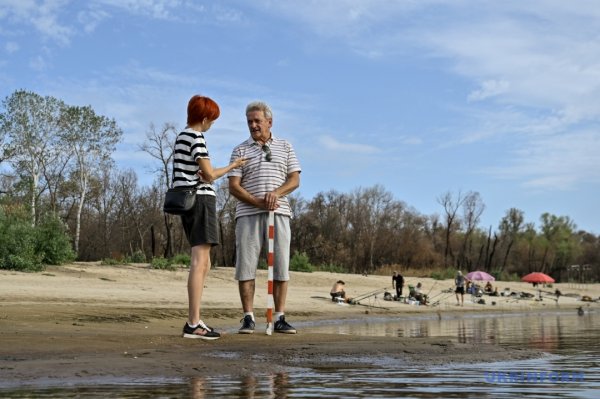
top-left (265, 210), bottom-right (275, 335)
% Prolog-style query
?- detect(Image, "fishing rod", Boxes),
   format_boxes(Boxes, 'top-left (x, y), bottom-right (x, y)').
top-left (428, 289), bottom-right (449, 302)
top-left (352, 299), bottom-right (390, 310)
top-left (430, 291), bottom-right (456, 307)
top-left (428, 284), bottom-right (454, 300)
top-left (349, 287), bottom-right (388, 304)
top-left (426, 281), bottom-right (438, 298)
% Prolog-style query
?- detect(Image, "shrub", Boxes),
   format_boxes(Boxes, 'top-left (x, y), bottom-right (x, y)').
top-left (0, 210), bottom-right (44, 271)
top-left (35, 214), bottom-right (75, 265)
top-left (100, 258), bottom-right (121, 266)
top-left (126, 250), bottom-right (147, 263)
top-left (4, 253), bottom-right (44, 272)
top-left (150, 257), bottom-right (177, 271)
top-left (171, 253), bottom-right (191, 267)
top-left (290, 251), bottom-right (313, 273)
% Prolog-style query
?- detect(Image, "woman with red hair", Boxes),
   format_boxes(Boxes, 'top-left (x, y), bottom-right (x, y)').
top-left (173, 95), bottom-right (246, 340)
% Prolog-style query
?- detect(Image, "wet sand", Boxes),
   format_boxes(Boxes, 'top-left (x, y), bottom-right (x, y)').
top-left (1, 263), bottom-right (596, 386)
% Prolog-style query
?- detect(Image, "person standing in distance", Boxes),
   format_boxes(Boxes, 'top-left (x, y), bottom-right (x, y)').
top-left (175, 95), bottom-right (246, 340)
top-left (455, 270), bottom-right (466, 307)
top-left (392, 271), bottom-right (404, 300)
top-left (228, 101), bottom-right (301, 334)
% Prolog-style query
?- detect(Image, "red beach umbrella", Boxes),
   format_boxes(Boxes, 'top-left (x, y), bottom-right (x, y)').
top-left (521, 272), bottom-right (555, 284)
top-left (466, 271), bottom-right (495, 281)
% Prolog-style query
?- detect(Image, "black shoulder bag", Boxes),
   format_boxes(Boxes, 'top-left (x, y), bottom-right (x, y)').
top-left (163, 184), bottom-right (198, 215)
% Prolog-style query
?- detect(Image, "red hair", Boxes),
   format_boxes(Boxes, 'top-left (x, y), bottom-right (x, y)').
top-left (187, 95), bottom-right (220, 126)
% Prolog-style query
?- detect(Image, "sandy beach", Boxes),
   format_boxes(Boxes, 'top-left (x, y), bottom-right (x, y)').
top-left (1, 262), bottom-right (598, 387)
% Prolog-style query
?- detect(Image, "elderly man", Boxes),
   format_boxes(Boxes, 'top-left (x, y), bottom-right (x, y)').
top-left (228, 101), bottom-right (301, 334)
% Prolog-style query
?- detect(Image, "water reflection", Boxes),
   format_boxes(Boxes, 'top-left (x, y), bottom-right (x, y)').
top-left (270, 372), bottom-right (290, 399)
top-left (2, 312), bottom-right (598, 398)
top-left (189, 376), bottom-right (206, 398)
top-left (308, 310), bottom-right (595, 353)
top-left (186, 372), bottom-right (291, 399)
top-left (240, 374), bottom-right (259, 398)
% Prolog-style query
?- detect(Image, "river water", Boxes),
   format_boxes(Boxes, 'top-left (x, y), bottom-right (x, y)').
top-left (2, 310), bottom-right (598, 398)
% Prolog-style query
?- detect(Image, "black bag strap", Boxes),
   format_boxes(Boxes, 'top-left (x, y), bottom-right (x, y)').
top-left (169, 180), bottom-right (202, 191)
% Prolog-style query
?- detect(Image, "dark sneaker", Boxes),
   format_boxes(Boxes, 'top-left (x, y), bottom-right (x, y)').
top-left (182, 322), bottom-right (221, 340)
top-left (238, 315), bottom-right (255, 334)
top-left (197, 320), bottom-right (214, 332)
top-left (274, 315), bottom-right (297, 334)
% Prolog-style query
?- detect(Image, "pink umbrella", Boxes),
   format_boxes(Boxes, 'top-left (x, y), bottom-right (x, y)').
top-left (466, 270), bottom-right (495, 281)
top-left (521, 272), bottom-right (555, 284)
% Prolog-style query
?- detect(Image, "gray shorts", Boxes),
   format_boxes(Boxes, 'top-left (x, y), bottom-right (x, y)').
top-left (235, 213), bottom-right (290, 281)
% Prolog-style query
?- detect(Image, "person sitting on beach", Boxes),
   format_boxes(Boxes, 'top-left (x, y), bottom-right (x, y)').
top-left (465, 280), bottom-right (473, 295)
top-left (410, 282), bottom-right (428, 305)
top-left (330, 280), bottom-right (351, 303)
top-left (489, 287), bottom-right (499, 297)
top-left (484, 281), bottom-right (493, 293)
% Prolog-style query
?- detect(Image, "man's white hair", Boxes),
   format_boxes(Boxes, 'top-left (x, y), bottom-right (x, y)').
top-left (246, 101), bottom-right (273, 120)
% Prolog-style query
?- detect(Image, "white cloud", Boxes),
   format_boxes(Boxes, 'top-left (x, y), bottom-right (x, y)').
top-left (255, 1), bottom-right (600, 194)
top-left (318, 135), bottom-right (379, 154)
top-left (486, 129), bottom-right (600, 190)
top-left (0, 1), bottom-right (243, 48)
top-left (93, 0), bottom-right (184, 20)
top-left (401, 136), bottom-right (423, 145)
top-left (212, 4), bottom-right (242, 23)
top-left (250, 0), bottom-right (425, 36)
top-left (248, 2), bottom-right (600, 121)
top-left (77, 7), bottom-right (110, 33)
top-left (0, 0), bottom-right (73, 45)
top-left (468, 80), bottom-right (509, 102)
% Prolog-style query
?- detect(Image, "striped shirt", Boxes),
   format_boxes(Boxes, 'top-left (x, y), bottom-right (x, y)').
top-left (228, 135), bottom-right (301, 218)
top-left (171, 127), bottom-right (215, 196)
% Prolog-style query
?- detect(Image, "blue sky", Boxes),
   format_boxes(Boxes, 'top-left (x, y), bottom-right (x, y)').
top-left (1, 0), bottom-right (599, 234)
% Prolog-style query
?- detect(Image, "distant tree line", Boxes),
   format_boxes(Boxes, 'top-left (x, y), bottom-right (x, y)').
top-left (1, 90), bottom-right (598, 282)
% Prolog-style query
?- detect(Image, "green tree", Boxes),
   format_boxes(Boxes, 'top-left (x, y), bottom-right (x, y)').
top-left (539, 213), bottom-right (578, 279)
top-left (60, 105), bottom-right (123, 255)
top-left (497, 208), bottom-right (525, 273)
top-left (0, 90), bottom-right (66, 224)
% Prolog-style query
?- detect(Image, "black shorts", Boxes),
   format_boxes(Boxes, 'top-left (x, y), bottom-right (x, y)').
top-left (331, 291), bottom-right (345, 301)
top-left (180, 195), bottom-right (219, 247)
top-left (455, 286), bottom-right (465, 295)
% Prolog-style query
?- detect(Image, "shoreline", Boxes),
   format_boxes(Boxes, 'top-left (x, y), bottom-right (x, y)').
top-left (1, 263), bottom-right (598, 387)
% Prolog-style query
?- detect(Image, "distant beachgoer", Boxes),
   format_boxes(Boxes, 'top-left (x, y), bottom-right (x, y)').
top-left (484, 281), bottom-right (493, 293)
top-left (555, 289), bottom-right (562, 302)
top-left (455, 271), bottom-right (465, 306)
top-left (392, 271), bottom-right (404, 299)
top-left (330, 280), bottom-right (351, 303)
top-left (410, 282), bottom-right (427, 305)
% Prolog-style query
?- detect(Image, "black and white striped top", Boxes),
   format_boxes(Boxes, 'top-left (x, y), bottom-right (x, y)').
top-left (228, 135), bottom-right (301, 218)
top-left (171, 127), bottom-right (215, 196)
